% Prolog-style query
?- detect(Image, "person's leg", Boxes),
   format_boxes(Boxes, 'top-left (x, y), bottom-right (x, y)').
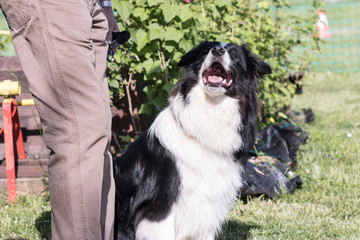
top-left (1, 0), bottom-right (114, 239)
top-left (91, 1), bottom-right (116, 239)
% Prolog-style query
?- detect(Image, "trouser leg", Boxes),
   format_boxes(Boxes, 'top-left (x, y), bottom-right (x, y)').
top-left (1, 0), bottom-right (115, 239)
top-left (91, 2), bottom-right (116, 239)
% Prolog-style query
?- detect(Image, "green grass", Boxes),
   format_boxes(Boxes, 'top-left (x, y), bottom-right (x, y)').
top-left (1, 72), bottom-right (360, 239)
top-left (0, 192), bottom-right (51, 239)
top-left (218, 72), bottom-right (360, 239)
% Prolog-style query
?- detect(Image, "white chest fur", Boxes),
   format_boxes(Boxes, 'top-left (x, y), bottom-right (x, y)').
top-left (170, 84), bottom-right (243, 154)
top-left (148, 85), bottom-right (244, 239)
top-left (172, 144), bottom-right (242, 239)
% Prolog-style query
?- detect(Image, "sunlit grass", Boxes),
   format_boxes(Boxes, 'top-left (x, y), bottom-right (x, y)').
top-left (218, 72), bottom-right (360, 239)
top-left (0, 192), bottom-right (51, 239)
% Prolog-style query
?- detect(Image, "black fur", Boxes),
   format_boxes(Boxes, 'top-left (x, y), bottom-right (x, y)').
top-left (114, 132), bottom-right (181, 240)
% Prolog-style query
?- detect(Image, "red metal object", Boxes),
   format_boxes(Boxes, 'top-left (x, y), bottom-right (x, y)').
top-left (12, 100), bottom-right (26, 160)
top-left (2, 99), bottom-right (26, 203)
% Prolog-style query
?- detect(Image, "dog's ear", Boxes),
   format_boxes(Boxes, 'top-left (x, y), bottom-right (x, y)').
top-left (177, 49), bottom-right (197, 68)
top-left (178, 41), bottom-right (221, 68)
top-left (242, 45), bottom-right (272, 78)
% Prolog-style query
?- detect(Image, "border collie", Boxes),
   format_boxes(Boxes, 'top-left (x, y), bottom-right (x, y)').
top-left (114, 41), bottom-right (272, 240)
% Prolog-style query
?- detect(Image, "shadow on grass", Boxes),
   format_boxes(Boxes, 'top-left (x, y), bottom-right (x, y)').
top-left (216, 220), bottom-right (258, 240)
top-left (33, 212), bottom-right (256, 240)
top-left (35, 210), bottom-right (51, 240)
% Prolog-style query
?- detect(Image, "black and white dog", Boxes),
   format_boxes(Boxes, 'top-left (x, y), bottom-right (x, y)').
top-left (114, 41), bottom-right (272, 240)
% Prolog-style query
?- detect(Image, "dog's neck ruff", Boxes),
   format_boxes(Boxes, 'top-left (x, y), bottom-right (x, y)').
top-left (153, 84), bottom-right (243, 155)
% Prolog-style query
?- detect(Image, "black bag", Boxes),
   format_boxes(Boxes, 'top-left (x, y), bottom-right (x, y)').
top-left (241, 124), bottom-right (306, 201)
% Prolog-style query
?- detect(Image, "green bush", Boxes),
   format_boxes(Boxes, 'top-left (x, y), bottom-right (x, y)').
top-left (0, 34), bottom-right (13, 56)
top-left (107, 0), bottom-right (322, 138)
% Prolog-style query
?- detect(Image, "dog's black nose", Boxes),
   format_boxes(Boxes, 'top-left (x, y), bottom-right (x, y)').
top-left (211, 46), bottom-right (225, 56)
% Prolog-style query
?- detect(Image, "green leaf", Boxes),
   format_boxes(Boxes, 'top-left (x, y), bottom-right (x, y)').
top-left (162, 82), bottom-right (175, 94)
top-left (132, 7), bottom-right (148, 22)
top-left (147, 0), bottom-right (161, 7)
top-left (142, 59), bottom-right (154, 73)
top-left (179, 40), bottom-right (193, 52)
top-left (134, 0), bottom-right (147, 5)
top-left (211, 6), bottom-right (221, 17)
top-left (164, 43), bottom-right (175, 53)
top-left (180, 6), bottom-right (193, 22)
top-left (215, 0), bottom-right (231, 7)
top-left (277, 112), bottom-right (288, 119)
top-left (173, 52), bottom-right (183, 62)
top-left (148, 24), bottom-right (165, 41)
top-left (142, 59), bottom-right (161, 75)
top-left (143, 86), bottom-right (156, 98)
top-left (258, 1), bottom-right (269, 10)
top-left (283, 0), bottom-right (291, 8)
top-left (151, 96), bottom-right (167, 111)
top-left (133, 62), bottom-right (143, 73)
top-left (215, 35), bottom-right (227, 43)
top-left (228, 37), bottom-right (242, 45)
top-left (114, 51), bottom-right (121, 63)
top-left (164, 27), bottom-right (183, 43)
top-left (134, 29), bottom-right (149, 52)
top-left (139, 103), bottom-right (154, 115)
top-left (108, 79), bottom-right (120, 88)
top-left (119, 135), bottom-right (132, 143)
top-left (162, 4), bottom-right (177, 23)
top-left (223, 15), bottom-right (237, 23)
top-left (114, 1), bottom-right (132, 21)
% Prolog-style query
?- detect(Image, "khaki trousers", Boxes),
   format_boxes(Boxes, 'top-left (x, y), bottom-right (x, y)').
top-left (0, 0), bottom-right (115, 239)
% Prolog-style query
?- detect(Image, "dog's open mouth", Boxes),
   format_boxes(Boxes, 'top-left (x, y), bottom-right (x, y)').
top-left (202, 62), bottom-right (233, 88)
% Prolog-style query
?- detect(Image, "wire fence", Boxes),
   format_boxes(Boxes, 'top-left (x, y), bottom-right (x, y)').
top-left (290, 0), bottom-right (360, 72)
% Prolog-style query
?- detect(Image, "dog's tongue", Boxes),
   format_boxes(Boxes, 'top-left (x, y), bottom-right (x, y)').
top-left (203, 71), bottom-right (222, 83)
top-left (208, 75), bottom-right (222, 83)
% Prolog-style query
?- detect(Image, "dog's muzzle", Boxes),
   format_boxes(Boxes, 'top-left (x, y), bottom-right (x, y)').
top-left (211, 46), bottom-right (226, 57)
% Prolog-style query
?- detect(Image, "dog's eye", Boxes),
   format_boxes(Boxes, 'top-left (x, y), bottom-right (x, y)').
top-left (230, 53), bottom-right (237, 59)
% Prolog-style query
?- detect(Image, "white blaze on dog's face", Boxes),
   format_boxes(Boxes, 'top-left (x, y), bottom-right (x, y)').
top-left (199, 43), bottom-right (232, 96)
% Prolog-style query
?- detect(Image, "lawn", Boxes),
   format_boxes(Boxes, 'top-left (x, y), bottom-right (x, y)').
top-left (1, 72), bottom-right (360, 239)
top-left (218, 72), bottom-right (360, 239)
